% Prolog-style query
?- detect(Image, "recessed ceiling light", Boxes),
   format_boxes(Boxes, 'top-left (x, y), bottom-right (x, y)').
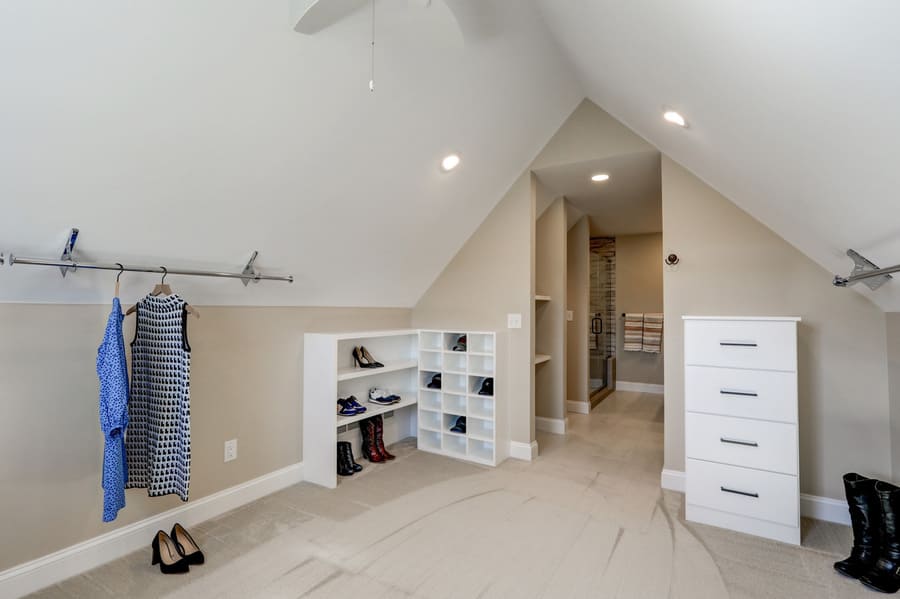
top-left (441, 154), bottom-right (461, 172)
top-left (591, 173), bottom-right (610, 182)
top-left (663, 110), bottom-right (687, 127)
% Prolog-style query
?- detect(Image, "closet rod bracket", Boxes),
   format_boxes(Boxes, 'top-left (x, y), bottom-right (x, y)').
top-left (241, 251), bottom-right (260, 287)
top-left (58, 228), bottom-right (80, 278)
top-left (833, 249), bottom-right (895, 290)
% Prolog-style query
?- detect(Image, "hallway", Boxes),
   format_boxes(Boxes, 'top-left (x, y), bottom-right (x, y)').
top-left (34, 392), bottom-right (859, 598)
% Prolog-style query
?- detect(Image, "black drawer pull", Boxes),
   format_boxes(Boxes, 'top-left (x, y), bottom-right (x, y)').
top-left (720, 389), bottom-right (758, 397)
top-left (721, 486), bottom-right (759, 498)
top-left (720, 341), bottom-right (758, 347)
top-left (720, 437), bottom-right (759, 447)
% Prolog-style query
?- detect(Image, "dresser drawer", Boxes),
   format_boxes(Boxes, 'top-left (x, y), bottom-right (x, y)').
top-left (686, 459), bottom-right (799, 527)
top-left (685, 365), bottom-right (797, 423)
top-left (684, 320), bottom-right (797, 371)
top-left (686, 413), bottom-right (797, 475)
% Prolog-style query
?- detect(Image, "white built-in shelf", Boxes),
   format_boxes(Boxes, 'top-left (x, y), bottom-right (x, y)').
top-left (337, 360), bottom-right (418, 381)
top-left (535, 295), bottom-right (552, 302)
top-left (534, 354), bottom-right (551, 365)
top-left (336, 394), bottom-right (417, 427)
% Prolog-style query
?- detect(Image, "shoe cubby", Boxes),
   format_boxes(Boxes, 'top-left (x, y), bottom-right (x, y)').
top-left (419, 330), bottom-right (443, 352)
top-left (468, 396), bottom-right (494, 420)
top-left (442, 372), bottom-right (467, 395)
top-left (419, 429), bottom-right (441, 452)
top-left (417, 329), bottom-right (504, 466)
top-left (468, 439), bottom-right (495, 464)
top-left (419, 350), bottom-right (442, 372)
top-left (468, 354), bottom-right (494, 377)
top-left (469, 375), bottom-right (492, 396)
top-left (419, 370), bottom-right (441, 390)
top-left (466, 417), bottom-right (493, 441)
top-left (443, 332), bottom-right (467, 352)
top-left (305, 329), bottom-right (420, 489)
top-left (419, 389), bottom-right (441, 411)
top-left (442, 393), bottom-right (467, 416)
top-left (419, 408), bottom-right (442, 432)
top-left (443, 433), bottom-right (467, 456)
top-left (466, 333), bottom-right (494, 355)
top-left (443, 351), bottom-right (467, 374)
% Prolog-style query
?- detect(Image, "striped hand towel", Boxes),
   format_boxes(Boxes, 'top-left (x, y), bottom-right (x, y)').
top-left (624, 313), bottom-right (644, 352)
top-left (642, 313), bottom-right (663, 353)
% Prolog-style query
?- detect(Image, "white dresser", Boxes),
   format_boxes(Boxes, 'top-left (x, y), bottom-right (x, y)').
top-left (683, 316), bottom-right (801, 545)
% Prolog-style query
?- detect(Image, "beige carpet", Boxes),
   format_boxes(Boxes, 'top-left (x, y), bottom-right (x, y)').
top-left (32, 392), bottom-right (864, 598)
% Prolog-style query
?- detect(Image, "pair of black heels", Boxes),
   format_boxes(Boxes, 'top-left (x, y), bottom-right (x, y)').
top-left (151, 523), bottom-right (205, 574)
top-left (352, 346), bottom-right (383, 368)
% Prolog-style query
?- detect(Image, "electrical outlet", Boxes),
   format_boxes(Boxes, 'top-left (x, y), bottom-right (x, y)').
top-left (566, 310), bottom-right (574, 321)
top-left (224, 439), bottom-right (238, 463)
top-left (507, 313), bottom-right (522, 329)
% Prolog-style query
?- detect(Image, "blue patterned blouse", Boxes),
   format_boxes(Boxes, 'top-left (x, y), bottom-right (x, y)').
top-left (97, 297), bottom-right (130, 522)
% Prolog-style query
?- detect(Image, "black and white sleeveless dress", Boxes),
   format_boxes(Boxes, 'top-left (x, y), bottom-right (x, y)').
top-left (125, 294), bottom-right (192, 501)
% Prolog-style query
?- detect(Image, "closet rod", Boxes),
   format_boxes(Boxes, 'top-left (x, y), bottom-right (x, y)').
top-left (7, 255), bottom-right (294, 284)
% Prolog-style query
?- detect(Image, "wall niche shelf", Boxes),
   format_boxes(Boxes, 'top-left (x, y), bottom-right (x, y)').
top-left (534, 354), bottom-right (551, 365)
top-left (535, 295), bottom-right (552, 302)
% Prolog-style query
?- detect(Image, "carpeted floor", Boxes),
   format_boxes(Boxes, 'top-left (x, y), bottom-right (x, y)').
top-left (30, 391), bottom-right (866, 598)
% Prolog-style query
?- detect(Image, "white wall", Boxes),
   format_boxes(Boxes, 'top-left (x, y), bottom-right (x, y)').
top-left (566, 216), bottom-right (590, 408)
top-left (535, 196), bottom-right (567, 420)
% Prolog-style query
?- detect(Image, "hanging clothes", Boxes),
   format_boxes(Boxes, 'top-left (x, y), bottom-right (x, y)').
top-left (97, 296), bottom-right (129, 522)
top-left (125, 294), bottom-right (192, 501)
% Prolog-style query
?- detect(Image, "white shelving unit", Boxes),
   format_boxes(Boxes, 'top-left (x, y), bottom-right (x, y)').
top-left (303, 329), bottom-right (419, 488)
top-left (417, 330), bottom-right (506, 466)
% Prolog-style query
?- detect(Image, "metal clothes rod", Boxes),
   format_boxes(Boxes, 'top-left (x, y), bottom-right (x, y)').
top-left (8, 256), bottom-right (294, 284)
top-left (834, 263), bottom-right (900, 287)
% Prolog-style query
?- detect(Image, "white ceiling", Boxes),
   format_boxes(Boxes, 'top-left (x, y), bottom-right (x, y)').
top-left (536, 0), bottom-right (900, 311)
top-left (0, 0), bottom-right (582, 306)
top-left (535, 151), bottom-right (661, 237)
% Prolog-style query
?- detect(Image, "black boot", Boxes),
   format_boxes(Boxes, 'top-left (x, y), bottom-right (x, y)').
top-left (861, 481), bottom-right (900, 593)
top-left (834, 473), bottom-right (881, 578)
top-left (339, 441), bottom-right (363, 472)
top-left (336, 442), bottom-right (355, 476)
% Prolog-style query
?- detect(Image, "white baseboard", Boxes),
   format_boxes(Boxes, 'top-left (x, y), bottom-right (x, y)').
top-left (535, 416), bottom-right (568, 435)
top-left (566, 401), bottom-right (590, 415)
top-left (509, 440), bottom-right (539, 461)
top-left (661, 468), bottom-right (686, 493)
top-left (801, 493), bottom-right (851, 526)
top-left (0, 462), bottom-right (304, 598)
top-left (616, 381), bottom-right (664, 394)
top-left (659, 469), bottom-right (850, 526)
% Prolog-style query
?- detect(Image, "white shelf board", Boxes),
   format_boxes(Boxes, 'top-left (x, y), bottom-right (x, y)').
top-left (468, 432), bottom-right (494, 443)
top-left (534, 354), bottom-right (551, 365)
top-left (419, 348), bottom-right (442, 353)
top-left (444, 370), bottom-right (467, 376)
top-left (330, 329), bottom-right (419, 341)
top-left (535, 295), bottom-right (551, 302)
top-left (467, 392), bottom-right (494, 399)
top-left (337, 360), bottom-right (418, 381)
top-left (468, 351), bottom-right (494, 357)
top-left (336, 395), bottom-right (417, 427)
top-left (468, 371), bottom-right (494, 377)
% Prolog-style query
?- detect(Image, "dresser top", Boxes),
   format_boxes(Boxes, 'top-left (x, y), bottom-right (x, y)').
top-left (682, 316), bottom-right (801, 322)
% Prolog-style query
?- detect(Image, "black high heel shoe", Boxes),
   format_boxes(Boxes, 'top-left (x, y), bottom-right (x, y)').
top-left (360, 346), bottom-right (384, 368)
top-left (170, 523), bottom-right (205, 565)
top-left (151, 530), bottom-right (190, 574)
top-left (352, 347), bottom-right (376, 368)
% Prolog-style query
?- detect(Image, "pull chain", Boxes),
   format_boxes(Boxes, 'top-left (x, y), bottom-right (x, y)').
top-left (369, 0), bottom-right (375, 92)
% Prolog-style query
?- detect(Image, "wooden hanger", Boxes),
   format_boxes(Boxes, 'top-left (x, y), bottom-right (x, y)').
top-left (126, 267), bottom-right (200, 318)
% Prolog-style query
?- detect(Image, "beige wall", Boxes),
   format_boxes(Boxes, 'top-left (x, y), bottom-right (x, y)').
top-left (662, 156), bottom-right (891, 499)
top-left (412, 172), bottom-right (536, 446)
top-left (567, 216), bottom-right (590, 408)
top-left (615, 233), bottom-right (664, 386)
top-left (536, 196), bottom-right (567, 420)
top-left (0, 304), bottom-right (410, 571)
top-left (888, 313), bottom-right (900, 480)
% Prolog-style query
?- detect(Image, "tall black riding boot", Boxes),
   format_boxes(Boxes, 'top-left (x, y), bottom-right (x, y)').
top-left (834, 473), bottom-right (881, 578)
top-left (861, 481), bottom-right (900, 593)
top-left (339, 441), bottom-right (363, 472)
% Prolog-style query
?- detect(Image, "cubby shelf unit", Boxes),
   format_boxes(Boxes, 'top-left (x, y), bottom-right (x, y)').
top-left (303, 329), bottom-right (419, 488)
top-left (417, 330), bottom-right (507, 466)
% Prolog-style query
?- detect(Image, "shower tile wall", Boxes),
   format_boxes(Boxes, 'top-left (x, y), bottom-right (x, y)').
top-left (590, 237), bottom-right (616, 357)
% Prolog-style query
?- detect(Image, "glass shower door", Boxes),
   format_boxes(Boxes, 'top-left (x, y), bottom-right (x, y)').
top-left (590, 238), bottom-right (615, 395)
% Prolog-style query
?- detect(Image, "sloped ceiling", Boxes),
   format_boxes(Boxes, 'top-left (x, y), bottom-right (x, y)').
top-left (536, 0), bottom-right (900, 311)
top-left (0, 0), bottom-right (582, 306)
